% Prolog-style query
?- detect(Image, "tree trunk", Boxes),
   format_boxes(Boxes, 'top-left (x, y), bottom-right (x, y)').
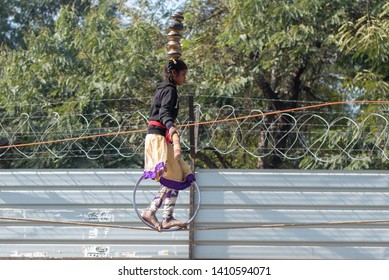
top-left (255, 66), bottom-right (305, 169)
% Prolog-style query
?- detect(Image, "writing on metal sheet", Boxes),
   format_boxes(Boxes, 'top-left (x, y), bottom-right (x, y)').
top-left (83, 246), bottom-right (110, 258)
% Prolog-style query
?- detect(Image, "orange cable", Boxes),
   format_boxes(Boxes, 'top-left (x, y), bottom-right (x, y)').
top-left (1, 100), bottom-right (388, 150)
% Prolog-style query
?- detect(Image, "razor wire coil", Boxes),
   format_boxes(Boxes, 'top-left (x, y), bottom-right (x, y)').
top-left (1, 101), bottom-right (389, 163)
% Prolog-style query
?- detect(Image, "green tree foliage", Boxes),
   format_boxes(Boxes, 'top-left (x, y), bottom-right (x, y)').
top-left (301, 1), bottom-right (389, 170)
top-left (337, 2), bottom-right (388, 98)
top-left (0, 0), bottom-right (90, 49)
top-left (0, 0), bottom-right (388, 170)
top-left (0, 0), bottom-right (170, 168)
top-left (183, 0), bottom-right (388, 169)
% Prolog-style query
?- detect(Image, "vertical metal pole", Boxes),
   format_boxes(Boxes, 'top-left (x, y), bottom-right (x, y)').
top-left (189, 94), bottom-right (196, 161)
top-left (188, 93), bottom-right (196, 260)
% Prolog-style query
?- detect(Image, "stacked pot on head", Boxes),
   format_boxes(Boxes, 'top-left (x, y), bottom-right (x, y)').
top-left (167, 12), bottom-right (184, 60)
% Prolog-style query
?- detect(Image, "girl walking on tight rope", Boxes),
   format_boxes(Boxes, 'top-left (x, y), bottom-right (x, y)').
top-left (141, 58), bottom-right (195, 231)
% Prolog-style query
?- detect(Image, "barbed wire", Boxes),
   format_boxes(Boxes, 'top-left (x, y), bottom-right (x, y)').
top-left (0, 101), bottom-right (389, 163)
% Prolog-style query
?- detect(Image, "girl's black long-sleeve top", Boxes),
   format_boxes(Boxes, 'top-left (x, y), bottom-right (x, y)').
top-left (147, 81), bottom-right (179, 135)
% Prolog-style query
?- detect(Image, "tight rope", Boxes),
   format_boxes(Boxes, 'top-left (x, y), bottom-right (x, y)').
top-left (1, 216), bottom-right (389, 232)
top-left (1, 100), bottom-right (388, 150)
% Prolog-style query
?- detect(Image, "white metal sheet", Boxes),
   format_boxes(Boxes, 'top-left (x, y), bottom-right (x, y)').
top-left (1, 169), bottom-right (389, 259)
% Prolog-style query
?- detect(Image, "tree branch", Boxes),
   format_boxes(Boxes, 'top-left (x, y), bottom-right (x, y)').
top-left (254, 73), bottom-right (286, 111)
top-left (198, 8), bottom-right (227, 25)
top-left (289, 65), bottom-right (306, 101)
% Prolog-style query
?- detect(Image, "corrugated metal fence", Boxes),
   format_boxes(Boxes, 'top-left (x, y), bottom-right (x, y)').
top-left (1, 169), bottom-right (389, 259)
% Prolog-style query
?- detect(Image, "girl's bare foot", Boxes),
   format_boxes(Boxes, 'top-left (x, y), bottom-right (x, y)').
top-left (141, 210), bottom-right (161, 232)
top-left (162, 218), bottom-right (187, 229)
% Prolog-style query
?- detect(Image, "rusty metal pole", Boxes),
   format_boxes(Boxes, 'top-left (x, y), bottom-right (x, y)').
top-left (188, 93), bottom-right (196, 260)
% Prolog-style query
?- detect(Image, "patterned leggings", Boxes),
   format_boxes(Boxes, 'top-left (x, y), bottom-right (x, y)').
top-left (146, 186), bottom-right (179, 220)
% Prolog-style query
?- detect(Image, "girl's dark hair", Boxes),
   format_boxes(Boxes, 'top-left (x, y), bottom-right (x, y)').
top-left (164, 59), bottom-right (188, 84)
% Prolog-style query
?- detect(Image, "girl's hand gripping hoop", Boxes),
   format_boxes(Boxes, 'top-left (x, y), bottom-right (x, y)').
top-left (172, 133), bottom-right (181, 159)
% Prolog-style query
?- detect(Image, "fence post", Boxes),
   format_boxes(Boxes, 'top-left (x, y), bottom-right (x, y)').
top-left (188, 93), bottom-right (196, 260)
